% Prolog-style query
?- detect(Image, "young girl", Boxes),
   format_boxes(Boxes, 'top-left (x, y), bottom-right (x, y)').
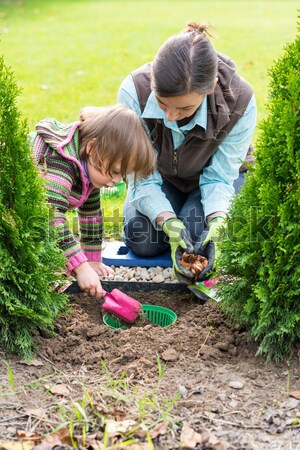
top-left (30, 105), bottom-right (154, 298)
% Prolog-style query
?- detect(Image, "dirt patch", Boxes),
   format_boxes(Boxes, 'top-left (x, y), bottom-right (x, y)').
top-left (1, 290), bottom-right (300, 449)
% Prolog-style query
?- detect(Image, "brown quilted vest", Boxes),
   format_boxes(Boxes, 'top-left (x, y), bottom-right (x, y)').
top-left (131, 54), bottom-right (254, 193)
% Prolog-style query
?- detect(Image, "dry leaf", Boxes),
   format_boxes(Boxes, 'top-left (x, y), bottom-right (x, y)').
top-left (19, 359), bottom-right (44, 367)
top-left (180, 423), bottom-right (203, 448)
top-left (105, 419), bottom-right (136, 437)
top-left (25, 408), bottom-right (46, 418)
top-left (43, 427), bottom-right (72, 446)
top-left (289, 391), bottom-right (300, 400)
top-left (122, 444), bottom-right (152, 450)
top-left (16, 430), bottom-right (41, 441)
top-left (76, 433), bottom-right (105, 450)
top-left (0, 439), bottom-right (35, 450)
top-left (113, 408), bottom-right (128, 421)
top-left (150, 421), bottom-right (169, 438)
top-left (208, 433), bottom-right (230, 450)
top-left (48, 384), bottom-right (70, 397)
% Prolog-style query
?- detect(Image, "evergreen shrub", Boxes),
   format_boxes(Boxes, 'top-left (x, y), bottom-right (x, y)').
top-left (0, 57), bottom-right (67, 358)
top-left (219, 26), bottom-right (300, 361)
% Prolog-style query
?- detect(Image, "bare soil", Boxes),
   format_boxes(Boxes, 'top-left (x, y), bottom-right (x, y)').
top-left (1, 289), bottom-right (300, 450)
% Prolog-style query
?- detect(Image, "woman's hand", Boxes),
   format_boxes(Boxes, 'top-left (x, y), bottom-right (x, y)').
top-left (73, 262), bottom-right (103, 298)
top-left (88, 261), bottom-right (114, 278)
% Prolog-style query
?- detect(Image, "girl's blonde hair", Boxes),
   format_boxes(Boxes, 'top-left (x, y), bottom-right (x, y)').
top-left (78, 105), bottom-right (154, 182)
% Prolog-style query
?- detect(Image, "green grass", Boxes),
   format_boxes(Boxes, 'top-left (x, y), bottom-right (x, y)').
top-left (101, 190), bottom-right (126, 240)
top-left (0, 0), bottom-right (298, 235)
top-left (1, 358), bottom-right (181, 448)
top-left (0, 0), bottom-right (298, 131)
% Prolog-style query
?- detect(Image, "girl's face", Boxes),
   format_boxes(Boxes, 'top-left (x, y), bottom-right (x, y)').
top-left (155, 92), bottom-right (205, 122)
top-left (87, 160), bottom-right (122, 189)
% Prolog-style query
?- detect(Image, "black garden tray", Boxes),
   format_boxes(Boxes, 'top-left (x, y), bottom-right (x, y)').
top-left (65, 280), bottom-right (190, 295)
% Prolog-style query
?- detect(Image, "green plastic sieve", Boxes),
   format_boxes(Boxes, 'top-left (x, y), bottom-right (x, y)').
top-left (103, 304), bottom-right (177, 330)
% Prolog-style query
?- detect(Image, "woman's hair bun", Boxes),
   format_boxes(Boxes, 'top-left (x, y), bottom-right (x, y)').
top-left (183, 21), bottom-right (210, 36)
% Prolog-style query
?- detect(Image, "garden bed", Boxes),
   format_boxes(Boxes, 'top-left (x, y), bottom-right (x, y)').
top-left (0, 288), bottom-right (299, 450)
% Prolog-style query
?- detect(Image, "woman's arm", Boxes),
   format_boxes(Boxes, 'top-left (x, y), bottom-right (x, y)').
top-left (119, 75), bottom-right (176, 228)
top-left (200, 95), bottom-right (257, 220)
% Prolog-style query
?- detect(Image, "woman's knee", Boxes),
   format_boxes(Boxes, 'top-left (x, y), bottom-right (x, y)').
top-left (123, 216), bottom-right (167, 256)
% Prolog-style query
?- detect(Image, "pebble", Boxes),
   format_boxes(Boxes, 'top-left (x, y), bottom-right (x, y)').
top-left (228, 346), bottom-right (237, 356)
top-left (229, 399), bottom-right (238, 408)
top-left (114, 275), bottom-right (124, 282)
top-left (162, 348), bottom-right (179, 361)
top-left (214, 341), bottom-right (230, 352)
top-left (152, 274), bottom-right (165, 283)
top-left (87, 325), bottom-right (104, 338)
top-left (103, 266), bottom-right (178, 283)
top-left (229, 380), bottom-right (244, 389)
top-left (281, 398), bottom-right (299, 409)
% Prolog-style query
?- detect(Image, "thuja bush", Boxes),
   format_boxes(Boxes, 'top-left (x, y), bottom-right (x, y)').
top-left (219, 27), bottom-right (300, 361)
top-left (0, 57), bottom-right (67, 358)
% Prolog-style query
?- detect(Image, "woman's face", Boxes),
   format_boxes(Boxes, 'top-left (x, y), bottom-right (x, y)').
top-left (155, 92), bottom-right (205, 122)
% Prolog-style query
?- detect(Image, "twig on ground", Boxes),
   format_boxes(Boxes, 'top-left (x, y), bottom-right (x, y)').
top-left (196, 331), bottom-right (211, 358)
top-left (191, 413), bottom-right (270, 430)
top-left (0, 403), bottom-right (20, 408)
top-left (0, 414), bottom-right (27, 423)
top-left (37, 353), bottom-right (56, 366)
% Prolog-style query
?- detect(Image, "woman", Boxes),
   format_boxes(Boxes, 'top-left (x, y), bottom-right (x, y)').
top-left (118, 22), bottom-right (257, 283)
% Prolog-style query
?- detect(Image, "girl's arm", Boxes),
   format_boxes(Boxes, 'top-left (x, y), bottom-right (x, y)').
top-left (39, 156), bottom-right (89, 275)
top-left (77, 190), bottom-right (114, 279)
top-left (77, 188), bottom-right (103, 262)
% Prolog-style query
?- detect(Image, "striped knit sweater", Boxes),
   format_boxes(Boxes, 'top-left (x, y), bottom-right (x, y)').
top-left (31, 118), bottom-right (103, 276)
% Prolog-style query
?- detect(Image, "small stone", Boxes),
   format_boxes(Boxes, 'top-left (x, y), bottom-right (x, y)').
top-left (152, 274), bottom-right (165, 283)
top-left (229, 399), bottom-right (238, 408)
top-left (178, 385), bottom-right (188, 398)
top-left (228, 346), bottom-right (237, 356)
top-left (229, 380), bottom-right (244, 389)
top-left (162, 268), bottom-right (171, 277)
top-left (87, 325), bottom-right (103, 338)
top-left (161, 348), bottom-right (179, 362)
top-left (247, 371), bottom-right (257, 380)
top-left (281, 398), bottom-right (299, 409)
top-left (214, 341), bottom-right (230, 352)
top-left (114, 275), bottom-right (124, 281)
top-left (140, 268), bottom-right (150, 280)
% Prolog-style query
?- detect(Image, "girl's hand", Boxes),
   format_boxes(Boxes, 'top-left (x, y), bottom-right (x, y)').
top-left (88, 261), bottom-right (114, 278)
top-left (73, 262), bottom-right (103, 298)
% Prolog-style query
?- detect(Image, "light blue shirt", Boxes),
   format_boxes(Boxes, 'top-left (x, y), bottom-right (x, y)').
top-left (118, 74), bottom-right (257, 226)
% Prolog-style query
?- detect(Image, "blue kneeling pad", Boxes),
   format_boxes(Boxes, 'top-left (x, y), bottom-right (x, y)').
top-left (102, 241), bottom-right (172, 268)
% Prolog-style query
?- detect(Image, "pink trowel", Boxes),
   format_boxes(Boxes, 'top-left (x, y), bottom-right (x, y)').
top-left (102, 289), bottom-right (142, 323)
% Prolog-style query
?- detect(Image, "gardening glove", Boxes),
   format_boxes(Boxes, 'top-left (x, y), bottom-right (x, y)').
top-left (162, 218), bottom-right (194, 284)
top-left (194, 216), bottom-right (226, 280)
